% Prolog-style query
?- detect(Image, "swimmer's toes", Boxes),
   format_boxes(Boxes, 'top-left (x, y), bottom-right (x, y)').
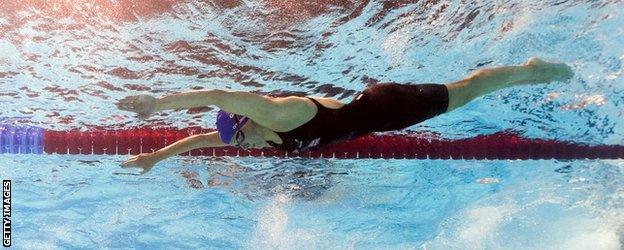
top-left (564, 65), bottom-right (574, 79)
top-left (555, 63), bottom-right (574, 81)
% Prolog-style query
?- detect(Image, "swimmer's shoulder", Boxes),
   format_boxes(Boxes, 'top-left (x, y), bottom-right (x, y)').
top-left (262, 96), bottom-right (316, 130)
top-left (263, 96), bottom-right (343, 130)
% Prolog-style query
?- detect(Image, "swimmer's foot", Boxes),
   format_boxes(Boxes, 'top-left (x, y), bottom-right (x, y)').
top-left (521, 57), bottom-right (573, 85)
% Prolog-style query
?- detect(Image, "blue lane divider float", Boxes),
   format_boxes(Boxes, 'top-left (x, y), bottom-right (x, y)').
top-left (0, 124), bottom-right (44, 154)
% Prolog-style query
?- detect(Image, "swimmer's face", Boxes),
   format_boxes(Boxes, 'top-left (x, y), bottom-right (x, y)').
top-left (233, 120), bottom-right (266, 149)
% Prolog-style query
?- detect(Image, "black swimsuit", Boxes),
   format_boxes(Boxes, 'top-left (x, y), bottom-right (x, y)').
top-left (267, 83), bottom-right (449, 152)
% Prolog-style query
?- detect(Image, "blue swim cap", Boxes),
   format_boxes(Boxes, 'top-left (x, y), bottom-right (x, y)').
top-left (215, 110), bottom-right (249, 144)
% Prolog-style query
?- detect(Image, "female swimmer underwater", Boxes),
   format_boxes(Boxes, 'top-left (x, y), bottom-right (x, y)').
top-left (117, 58), bottom-right (573, 173)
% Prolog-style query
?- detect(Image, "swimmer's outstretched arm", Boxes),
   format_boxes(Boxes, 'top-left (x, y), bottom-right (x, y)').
top-left (116, 89), bottom-right (308, 127)
top-left (155, 90), bottom-right (276, 114)
top-left (117, 90), bottom-right (271, 118)
top-left (121, 131), bottom-right (227, 174)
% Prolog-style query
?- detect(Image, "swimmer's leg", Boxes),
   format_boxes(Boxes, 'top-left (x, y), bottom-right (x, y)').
top-left (444, 57), bottom-right (573, 111)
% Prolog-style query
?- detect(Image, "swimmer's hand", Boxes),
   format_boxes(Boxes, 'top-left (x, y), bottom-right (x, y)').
top-left (116, 95), bottom-right (157, 119)
top-left (121, 153), bottom-right (157, 174)
top-left (524, 57), bottom-right (574, 83)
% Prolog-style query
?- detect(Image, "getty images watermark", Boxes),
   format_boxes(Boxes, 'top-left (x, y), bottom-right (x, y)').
top-left (3, 180), bottom-right (10, 247)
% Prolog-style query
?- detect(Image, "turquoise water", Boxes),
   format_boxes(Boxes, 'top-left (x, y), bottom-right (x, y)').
top-left (1, 0), bottom-right (623, 249)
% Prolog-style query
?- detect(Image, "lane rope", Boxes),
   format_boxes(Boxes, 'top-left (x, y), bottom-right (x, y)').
top-left (1, 125), bottom-right (622, 159)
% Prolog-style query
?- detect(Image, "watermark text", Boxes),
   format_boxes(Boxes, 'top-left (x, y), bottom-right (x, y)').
top-left (3, 180), bottom-right (10, 247)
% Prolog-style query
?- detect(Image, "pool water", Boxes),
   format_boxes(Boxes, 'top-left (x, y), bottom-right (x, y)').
top-left (1, 0), bottom-right (623, 249)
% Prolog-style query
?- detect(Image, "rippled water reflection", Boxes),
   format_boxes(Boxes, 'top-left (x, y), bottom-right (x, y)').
top-left (1, 0), bottom-right (622, 144)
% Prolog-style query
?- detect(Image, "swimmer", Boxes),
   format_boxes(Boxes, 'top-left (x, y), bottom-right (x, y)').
top-left (117, 57), bottom-right (573, 173)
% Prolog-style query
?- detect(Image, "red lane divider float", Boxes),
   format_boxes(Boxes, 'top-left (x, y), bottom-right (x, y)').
top-left (36, 127), bottom-right (624, 160)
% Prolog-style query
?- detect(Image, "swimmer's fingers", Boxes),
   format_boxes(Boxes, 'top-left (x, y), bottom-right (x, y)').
top-left (121, 157), bottom-right (148, 174)
top-left (121, 154), bottom-right (155, 174)
top-left (121, 155), bottom-right (139, 168)
top-left (116, 96), bottom-right (140, 111)
top-left (116, 95), bottom-right (148, 109)
top-left (117, 95), bottom-right (156, 119)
